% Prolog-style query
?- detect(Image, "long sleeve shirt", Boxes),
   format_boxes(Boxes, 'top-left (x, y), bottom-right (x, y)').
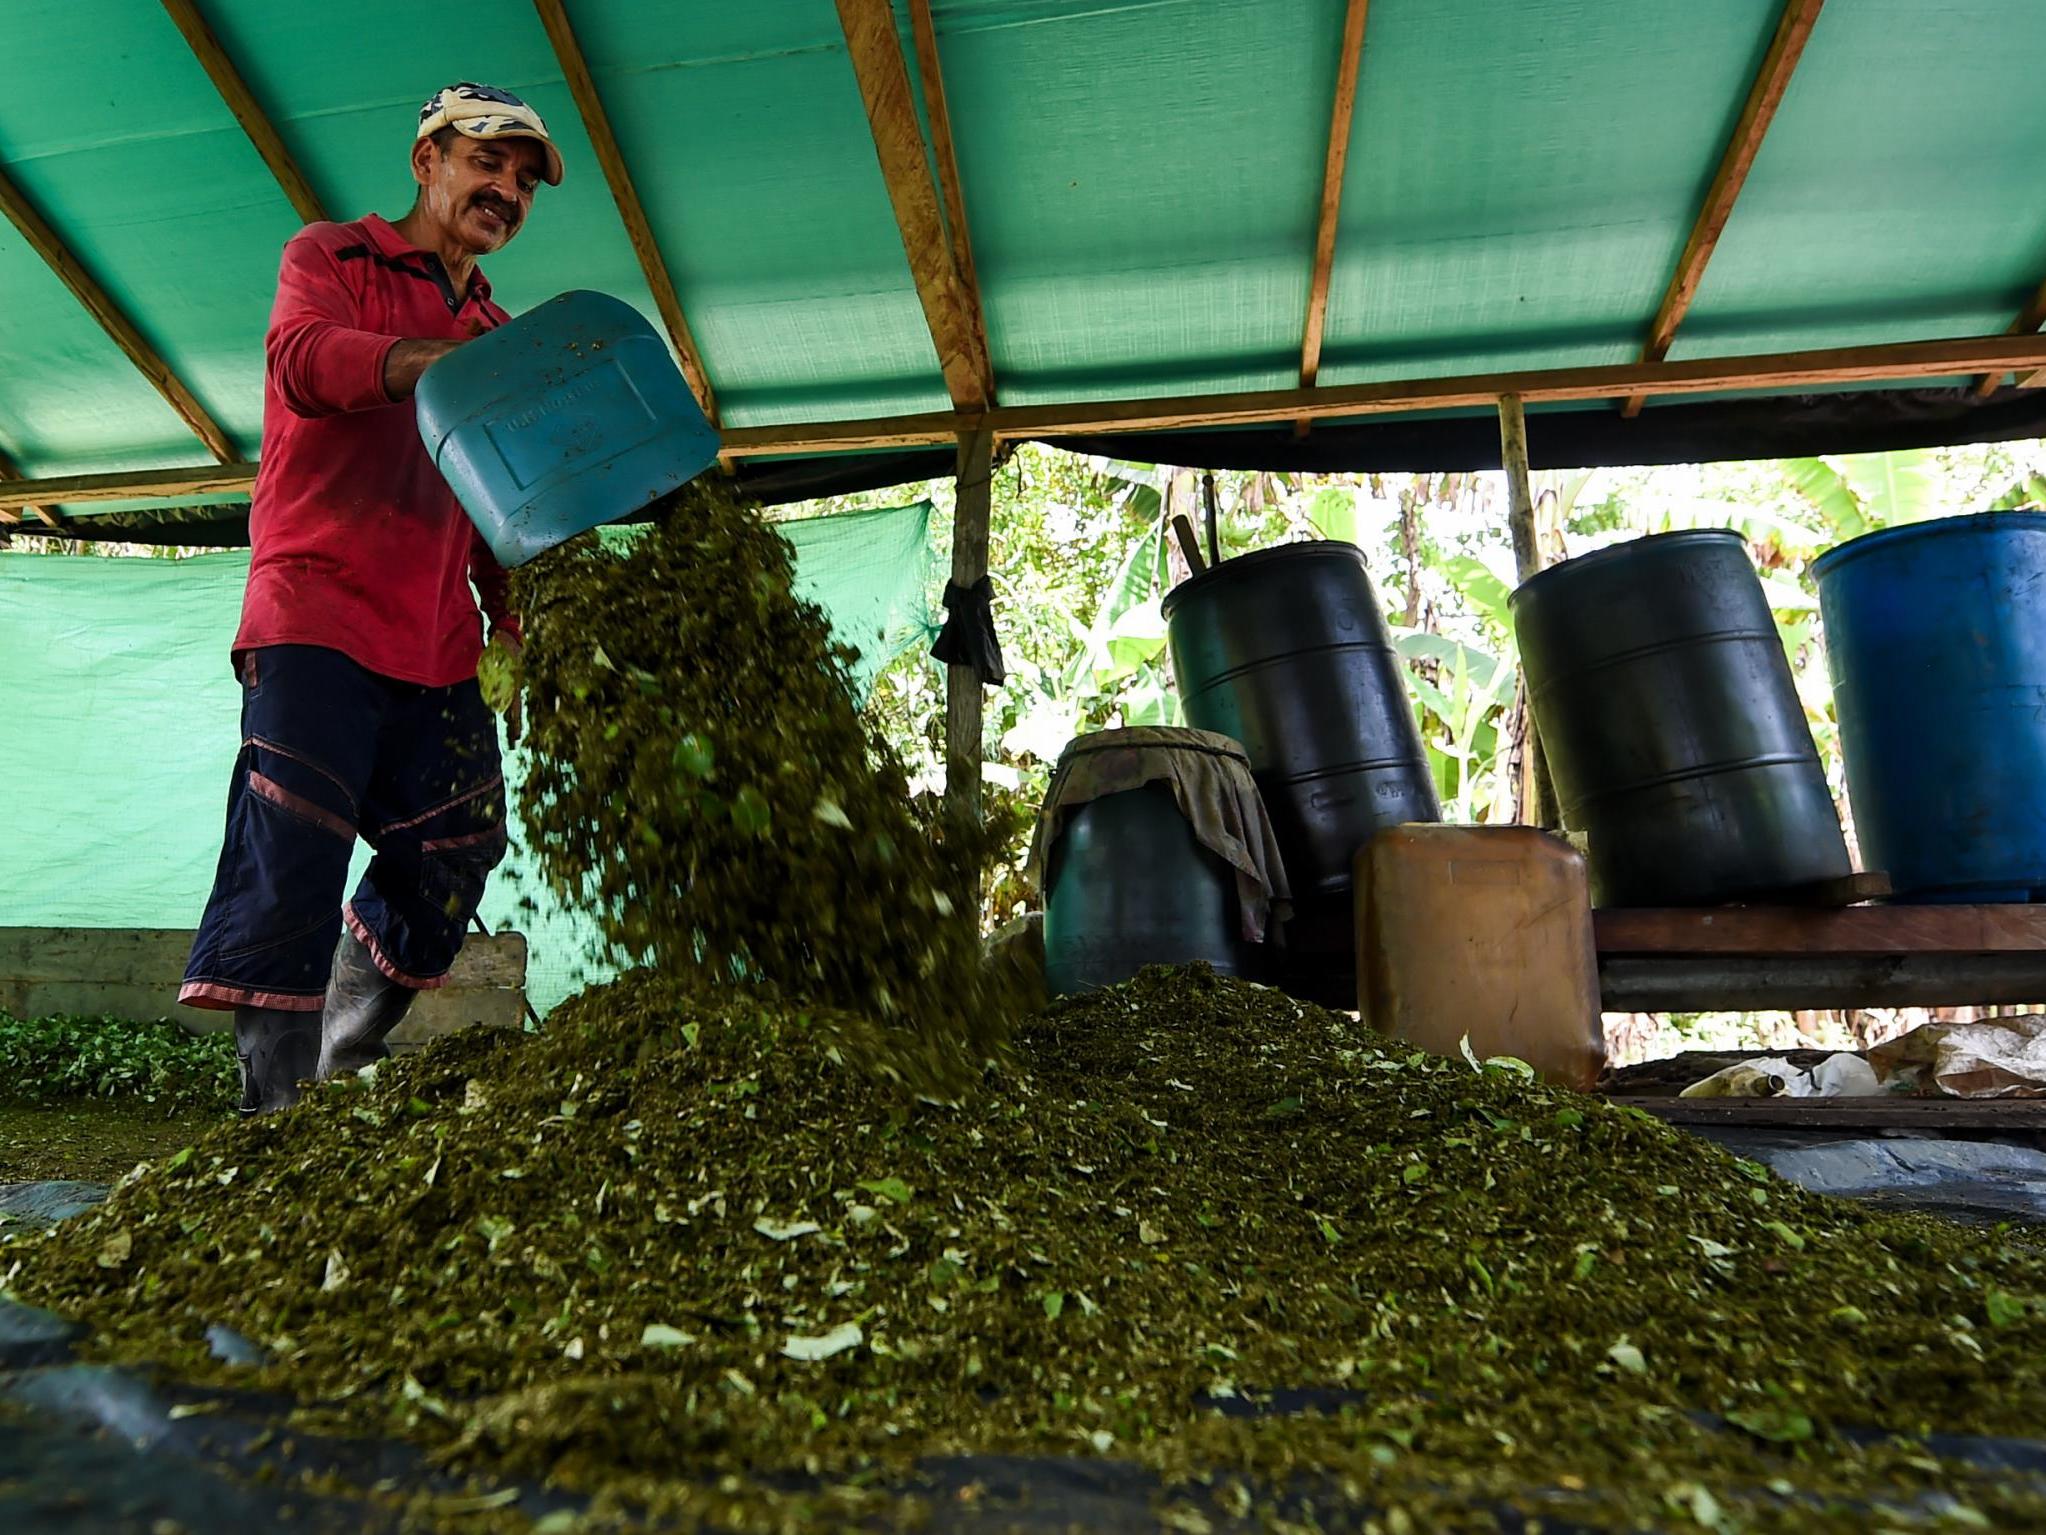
top-left (234, 213), bottom-right (518, 687)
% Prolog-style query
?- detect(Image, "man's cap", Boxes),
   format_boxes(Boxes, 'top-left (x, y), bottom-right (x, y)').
top-left (416, 82), bottom-right (563, 187)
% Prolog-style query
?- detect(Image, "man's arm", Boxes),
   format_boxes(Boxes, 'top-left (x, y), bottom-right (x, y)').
top-left (382, 339), bottom-right (464, 400)
top-left (267, 230), bottom-right (462, 416)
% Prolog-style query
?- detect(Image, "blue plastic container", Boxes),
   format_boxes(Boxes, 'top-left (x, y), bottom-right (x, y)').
top-left (415, 290), bottom-right (720, 567)
top-left (1814, 512), bottom-right (2046, 902)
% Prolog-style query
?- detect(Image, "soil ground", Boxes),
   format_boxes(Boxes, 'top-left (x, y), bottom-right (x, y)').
top-left (0, 1099), bottom-right (224, 1185)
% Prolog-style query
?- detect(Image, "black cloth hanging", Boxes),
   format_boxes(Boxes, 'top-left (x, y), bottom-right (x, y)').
top-left (930, 576), bottom-right (1005, 686)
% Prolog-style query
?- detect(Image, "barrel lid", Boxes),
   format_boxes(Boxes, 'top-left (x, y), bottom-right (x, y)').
top-left (1508, 527), bottom-right (1746, 612)
top-left (1811, 510), bottom-right (2046, 579)
top-left (1160, 539), bottom-right (1367, 619)
top-left (414, 289), bottom-right (662, 454)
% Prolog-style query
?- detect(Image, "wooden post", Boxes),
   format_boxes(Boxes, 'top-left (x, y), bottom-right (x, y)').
top-left (1498, 394), bottom-right (1560, 830)
top-left (945, 425), bottom-right (996, 822)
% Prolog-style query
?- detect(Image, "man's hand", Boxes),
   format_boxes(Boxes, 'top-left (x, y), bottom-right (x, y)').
top-left (479, 630), bottom-right (523, 748)
top-left (383, 337), bottom-right (466, 400)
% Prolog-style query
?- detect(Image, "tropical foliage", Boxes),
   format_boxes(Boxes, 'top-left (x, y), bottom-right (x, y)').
top-left (847, 438), bottom-right (2046, 926)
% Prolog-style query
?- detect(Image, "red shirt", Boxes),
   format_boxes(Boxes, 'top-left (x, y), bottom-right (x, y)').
top-left (236, 213), bottom-right (517, 687)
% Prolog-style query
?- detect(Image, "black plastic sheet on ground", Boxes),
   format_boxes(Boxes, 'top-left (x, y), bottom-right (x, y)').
top-left (5, 1335), bottom-right (2044, 1534)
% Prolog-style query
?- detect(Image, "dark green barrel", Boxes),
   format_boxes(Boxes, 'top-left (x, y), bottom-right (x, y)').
top-left (1511, 529), bottom-right (1849, 907)
top-left (1163, 542), bottom-right (1439, 1005)
top-left (1042, 782), bottom-right (1254, 996)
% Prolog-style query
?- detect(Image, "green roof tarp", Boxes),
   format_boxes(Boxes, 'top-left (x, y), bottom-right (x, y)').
top-left (7, 0), bottom-right (2046, 512)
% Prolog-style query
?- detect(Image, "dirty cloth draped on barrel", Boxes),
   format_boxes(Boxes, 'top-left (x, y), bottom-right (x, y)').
top-left (1027, 727), bottom-right (1291, 942)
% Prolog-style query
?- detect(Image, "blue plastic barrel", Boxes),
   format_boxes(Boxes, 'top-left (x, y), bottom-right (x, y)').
top-left (1814, 512), bottom-right (2046, 902)
top-left (416, 290), bottom-right (720, 567)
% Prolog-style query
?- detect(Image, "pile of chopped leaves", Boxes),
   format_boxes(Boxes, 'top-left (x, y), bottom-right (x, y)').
top-left (508, 480), bottom-right (1009, 1095)
top-left (11, 485), bottom-right (2046, 1529)
top-left (12, 965), bottom-right (2046, 1531)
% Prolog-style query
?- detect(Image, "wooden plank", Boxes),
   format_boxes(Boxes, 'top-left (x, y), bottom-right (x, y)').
top-left (159, 0), bottom-right (326, 225)
top-left (0, 163), bottom-right (241, 464)
top-left (1972, 273), bottom-right (2046, 398)
top-left (944, 426), bottom-right (996, 822)
top-left (1620, 0), bottom-right (1825, 417)
top-left (0, 928), bottom-right (527, 1041)
top-left (0, 446), bottom-right (55, 526)
top-left (391, 986), bottom-right (530, 1045)
top-left (1599, 951), bottom-right (2046, 1012)
top-left (1777, 869), bottom-right (1893, 907)
top-left (1594, 903), bottom-right (2046, 955)
top-left (905, 0), bottom-right (985, 352)
top-left (532, 0), bottom-right (720, 424)
top-left (0, 463), bottom-right (256, 511)
top-left (1619, 1094), bottom-right (2046, 1131)
top-left (1296, 0), bottom-right (1371, 432)
top-left (715, 330), bottom-right (2046, 457)
top-left (29, 329), bottom-right (2046, 501)
top-left (833, 0), bottom-right (993, 410)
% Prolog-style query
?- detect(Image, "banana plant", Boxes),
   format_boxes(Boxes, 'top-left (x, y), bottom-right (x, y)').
top-left (1783, 449), bottom-right (1938, 542)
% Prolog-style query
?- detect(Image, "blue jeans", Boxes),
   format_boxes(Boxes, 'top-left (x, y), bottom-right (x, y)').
top-left (181, 644), bottom-right (508, 1012)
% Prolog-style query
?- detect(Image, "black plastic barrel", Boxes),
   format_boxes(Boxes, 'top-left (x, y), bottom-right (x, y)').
top-left (1163, 542), bottom-right (1439, 1005)
top-left (1042, 782), bottom-right (1254, 995)
top-left (1510, 529), bottom-right (1850, 907)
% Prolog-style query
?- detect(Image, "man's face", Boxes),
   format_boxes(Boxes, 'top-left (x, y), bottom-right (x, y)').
top-left (416, 134), bottom-right (544, 255)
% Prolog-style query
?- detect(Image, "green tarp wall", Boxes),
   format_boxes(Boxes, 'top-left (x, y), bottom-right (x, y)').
top-left (0, 501), bottom-right (936, 1014)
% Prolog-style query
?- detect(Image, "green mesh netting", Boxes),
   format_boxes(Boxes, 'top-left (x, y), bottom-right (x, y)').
top-left (0, 500), bottom-right (935, 1016)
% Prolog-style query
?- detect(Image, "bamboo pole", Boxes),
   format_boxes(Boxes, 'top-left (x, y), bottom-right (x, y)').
top-left (1498, 394), bottom-right (1559, 830)
top-left (945, 426), bottom-right (997, 822)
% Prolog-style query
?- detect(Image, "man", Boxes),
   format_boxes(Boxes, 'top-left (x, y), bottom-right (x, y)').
top-left (180, 83), bottom-right (563, 1113)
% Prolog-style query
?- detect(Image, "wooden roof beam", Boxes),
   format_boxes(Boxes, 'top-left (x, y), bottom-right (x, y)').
top-left (0, 164), bottom-right (241, 464)
top-left (712, 329), bottom-right (2046, 455)
top-left (834, 0), bottom-right (994, 411)
top-left (906, 0), bottom-right (986, 347)
top-left (0, 463), bottom-right (257, 510)
top-left (160, 0), bottom-right (327, 225)
top-left (1296, 0), bottom-right (1371, 433)
top-left (18, 329), bottom-right (2046, 502)
top-left (1620, 0), bottom-right (1824, 418)
top-left (1970, 272), bottom-right (2046, 398)
top-left (532, 0), bottom-right (720, 424)
top-left (0, 447), bottom-right (56, 526)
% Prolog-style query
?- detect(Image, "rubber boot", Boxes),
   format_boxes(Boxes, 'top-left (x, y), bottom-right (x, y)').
top-left (234, 1007), bottom-right (317, 1116)
top-left (317, 931), bottom-right (417, 1081)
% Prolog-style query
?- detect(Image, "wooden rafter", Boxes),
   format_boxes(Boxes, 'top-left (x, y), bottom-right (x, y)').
top-left (0, 447), bottom-right (55, 526)
top-left (906, 0), bottom-right (984, 330)
top-left (21, 330), bottom-right (2046, 503)
top-left (1970, 272), bottom-right (2046, 398)
top-left (532, 0), bottom-right (720, 423)
top-left (1620, 0), bottom-right (1824, 418)
top-left (0, 164), bottom-right (241, 464)
top-left (1298, 0), bottom-right (1371, 417)
top-left (834, 0), bottom-right (994, 410)
top-left (725, 330), bottom-right (2046, 455)
top-left (160, 0), bottom-right (326, 225)
top-left (0, 463), bottom-right (257, 510)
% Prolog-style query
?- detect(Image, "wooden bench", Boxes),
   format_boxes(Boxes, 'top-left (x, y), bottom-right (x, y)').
top-left (1595, 904), bottom-right (2046, 1012)
top-left (0, 927), bottom-right (528, 1046)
